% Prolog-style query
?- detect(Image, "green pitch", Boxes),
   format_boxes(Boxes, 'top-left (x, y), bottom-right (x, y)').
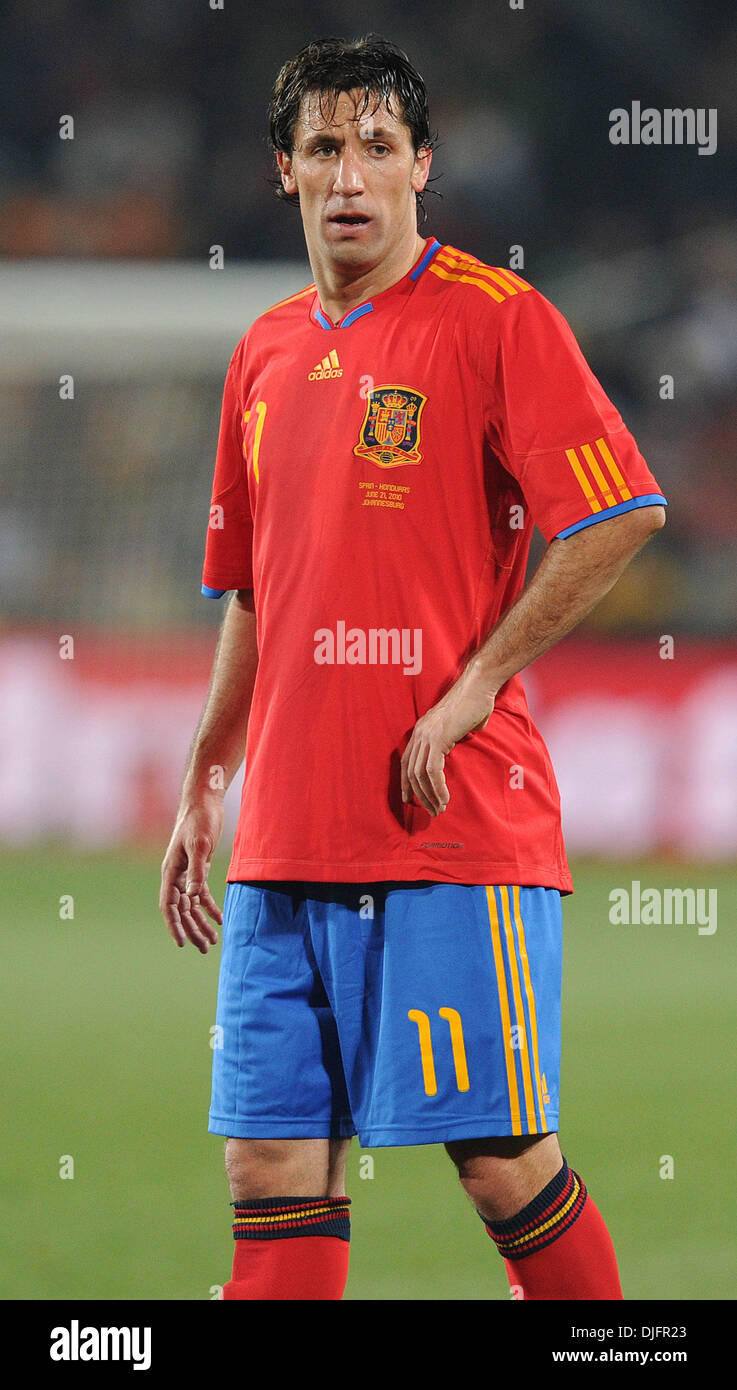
top-left (1, 850), bottom-right (734, 1301)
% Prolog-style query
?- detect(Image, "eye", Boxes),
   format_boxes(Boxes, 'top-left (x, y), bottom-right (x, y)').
top-left (370, 144), bottom-right (390, 155)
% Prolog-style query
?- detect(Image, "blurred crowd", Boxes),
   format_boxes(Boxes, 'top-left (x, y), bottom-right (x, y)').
top-left (1, 0), bottom-right (735, 633)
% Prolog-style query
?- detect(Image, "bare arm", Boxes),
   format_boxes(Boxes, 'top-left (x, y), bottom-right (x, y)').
top-left (401, 505), bottom-right (666, 816)
top-left (159, 589), bottom-right (259, 952)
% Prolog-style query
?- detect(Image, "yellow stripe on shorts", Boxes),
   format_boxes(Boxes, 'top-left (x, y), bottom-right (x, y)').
top-left (510, 885), bottom-right (548, 1133)
top-left (486, 886), bottom-right (522, 1134)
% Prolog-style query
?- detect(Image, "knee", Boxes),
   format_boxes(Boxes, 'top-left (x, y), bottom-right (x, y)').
top-left (225, 1138), bottom-right (300, 1198)
top-left (446, 1134), bottom-right (543, 1179)
top-left (224, 1137), bottom-right (350, 1201)
top-left (446, 1134), bottom-right (562, 1222)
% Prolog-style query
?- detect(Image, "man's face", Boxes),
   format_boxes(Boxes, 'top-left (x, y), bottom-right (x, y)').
top-left (277, 88), bottom-right (431, 271)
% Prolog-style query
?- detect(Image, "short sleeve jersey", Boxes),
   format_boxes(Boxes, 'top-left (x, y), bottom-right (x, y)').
top-left (202, 239), bottom-right (666, 890)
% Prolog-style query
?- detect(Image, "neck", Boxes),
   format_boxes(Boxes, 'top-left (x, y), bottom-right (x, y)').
top-left (310, 228), bottom-right (428, 325)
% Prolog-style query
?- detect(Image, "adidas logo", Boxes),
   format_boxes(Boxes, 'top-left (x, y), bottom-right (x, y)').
top-left (309, 350), bottom-right (343, 380)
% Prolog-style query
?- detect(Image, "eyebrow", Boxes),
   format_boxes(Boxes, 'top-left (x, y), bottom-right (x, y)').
top-left (301, 125), bottom-right (397, 150)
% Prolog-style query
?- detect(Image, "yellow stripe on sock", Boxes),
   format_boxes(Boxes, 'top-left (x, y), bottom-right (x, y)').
top-left (233, 1203), bottom-right (343, 1225)
top-left (501, 1175), bottom-right (582, 1251)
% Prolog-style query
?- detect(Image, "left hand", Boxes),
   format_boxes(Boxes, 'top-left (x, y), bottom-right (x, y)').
top-left (400, 663), bottom-right (497, 817)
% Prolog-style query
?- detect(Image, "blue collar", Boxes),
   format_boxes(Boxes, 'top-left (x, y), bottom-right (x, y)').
top-left (312, 238), bottom-right (442, 330)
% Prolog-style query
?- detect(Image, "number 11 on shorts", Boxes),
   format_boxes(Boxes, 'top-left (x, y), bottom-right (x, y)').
top-left (408, 1008), bottom-right (470, 1096)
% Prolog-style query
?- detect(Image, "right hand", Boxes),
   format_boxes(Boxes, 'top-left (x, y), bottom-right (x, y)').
top-left (159, 794), bottom-right (225, 953)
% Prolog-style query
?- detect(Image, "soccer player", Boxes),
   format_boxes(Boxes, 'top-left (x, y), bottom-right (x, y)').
top-left (159, 35), bottom-right (666, 1301)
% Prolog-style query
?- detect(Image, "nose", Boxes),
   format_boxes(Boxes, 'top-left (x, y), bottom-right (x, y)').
top-left (332, 145), bottom-right (365, 196)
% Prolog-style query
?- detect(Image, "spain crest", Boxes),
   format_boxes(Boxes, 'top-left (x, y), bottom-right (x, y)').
top-left (353, 383), bottom-right (427, 468)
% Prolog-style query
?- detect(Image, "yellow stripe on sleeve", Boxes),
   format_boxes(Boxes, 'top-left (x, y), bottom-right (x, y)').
top-left (490, 265), bottom-right (532, 293)
top-left (594, 437), bottom-right (632, 501)
top-left (565, 446), bottom-right (601, 512)
top-left (429, 263), bottom-right (507, 302)
top-left (581, 443), bottom-right (617, 508)
top-left (434, 251), bottom-right (527, 297)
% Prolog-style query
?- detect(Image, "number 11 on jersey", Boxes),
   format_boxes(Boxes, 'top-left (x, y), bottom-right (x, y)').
top-left (408, 1007), bottom-right (470, 1096)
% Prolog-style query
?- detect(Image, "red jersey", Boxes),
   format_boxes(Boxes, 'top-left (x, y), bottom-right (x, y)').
top-left (202, 239), bottom-right (665, 889)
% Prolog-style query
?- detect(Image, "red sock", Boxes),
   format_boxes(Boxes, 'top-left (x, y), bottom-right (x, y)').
top-left (222, 1196), bottom-right (351, 1301)
top-left (483, 1160), bottom-right (623, 1301)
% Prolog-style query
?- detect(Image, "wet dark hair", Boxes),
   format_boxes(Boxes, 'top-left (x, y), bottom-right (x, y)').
top-left (267, 33), bottom-right (440, 222)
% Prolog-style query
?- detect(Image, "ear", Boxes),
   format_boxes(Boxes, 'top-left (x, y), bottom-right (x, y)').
top-left (277, 149), bottom-right (298, 196)
top-left (411, 146), bottom-right (432, 195)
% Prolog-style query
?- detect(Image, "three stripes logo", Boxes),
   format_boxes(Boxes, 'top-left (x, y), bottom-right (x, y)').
top-left (309, 349), bottom-right (343, 380)
top-left (486, 884), bottom-right (549, 1137)
top-left (427, 248), bottom-right (634, 515)
top-left (428, 245), bottom-right (531, 302)
top-left (565, 437), bottom-right (632, 514)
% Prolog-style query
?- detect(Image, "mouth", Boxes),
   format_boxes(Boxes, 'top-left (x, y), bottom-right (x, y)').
top-left (328, 213), bottom-right (372, 228)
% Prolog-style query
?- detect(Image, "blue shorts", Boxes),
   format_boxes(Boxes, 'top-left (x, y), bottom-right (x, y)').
top-left (209, 880), bottom-right (562, 1148)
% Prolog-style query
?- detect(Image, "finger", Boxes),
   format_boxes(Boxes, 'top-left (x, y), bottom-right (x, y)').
top-left (424, 747), bottom-right (450, 812)
top-left (159, 887), bottom-right (185, 948)
top-left (158, 858), bottom-right (180, 914)
top-left (400, 740), bottom-right (413, 803)
top-left (157, 872), bottom-right (184, 950)
top-left (182, 856), bottom-right (216, 934)
top-left (409, 737), bottom-right (440, 815)
top-left (178, 893), bottom-right (214, 954)
top-left (184, 841), bottom-right (215, 910)
top-left (197, 880), bottom-right (224, 926)
top-left (180, 884), bottom-right (218, 950)
top-left (408, 740), bottom-right (437, 817)
top-left (187, 898), bottom-right (219, 944)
